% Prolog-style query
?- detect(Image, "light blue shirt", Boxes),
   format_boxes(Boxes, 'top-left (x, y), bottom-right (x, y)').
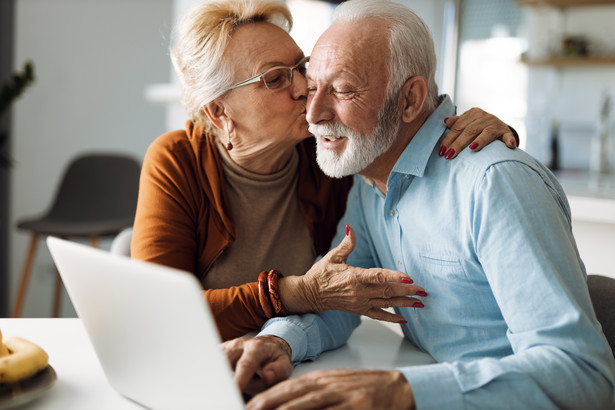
top-left (259, 95), bottom-right (615, 409)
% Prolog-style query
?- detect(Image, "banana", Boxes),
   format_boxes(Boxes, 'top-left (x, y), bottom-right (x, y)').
top-left (0, 332), bottom-right (49, 384)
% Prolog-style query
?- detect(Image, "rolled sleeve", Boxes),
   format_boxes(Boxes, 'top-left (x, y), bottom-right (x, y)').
top-left (258, 311), bottom-right (361, 364)
top-left (400, 363), bottom-right (463, 410)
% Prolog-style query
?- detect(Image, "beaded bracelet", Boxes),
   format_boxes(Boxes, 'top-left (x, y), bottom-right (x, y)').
top-left (267, 269), bottom-right (287, 317)
top-left (257, 270), bottom-right (275, 319)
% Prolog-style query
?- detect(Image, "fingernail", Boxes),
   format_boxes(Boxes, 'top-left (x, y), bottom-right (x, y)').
top-left (444, 148), bottom-right (455, 160)
top-left (510, 139), bottom-right (516, 148)
top-left (345, 224), bottom-right (349, 236)
top-left (469, 142), bottom-right (479, 150)
top-left (401, 277), bottom-right (413, 284)
top-left (399, 320), bottom-right (408, 324)
top-left (439, 146), bottom-right (446, 156)
top-left (444, 117), bottom-right (450, 122)
top-left (416, 290), bottom-right (428, 297)
top-left (413, 302), bottom-right (424, 308)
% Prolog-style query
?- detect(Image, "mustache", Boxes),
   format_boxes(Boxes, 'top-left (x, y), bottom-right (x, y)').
top-left (308, 122), bottom-right (355, 138)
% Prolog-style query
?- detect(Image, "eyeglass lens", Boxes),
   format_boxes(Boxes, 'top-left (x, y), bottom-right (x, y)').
top-left (262, 60), bottom-right (308, 90)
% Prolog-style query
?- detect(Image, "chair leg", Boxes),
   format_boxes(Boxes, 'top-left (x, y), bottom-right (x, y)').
top-left (11, 233), bottom-right (40, 318)
top-left (52, 268), bottom-right (63, 318)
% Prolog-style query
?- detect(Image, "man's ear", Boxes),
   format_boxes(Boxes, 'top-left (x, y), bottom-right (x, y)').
top-left (203, 100), bottom-right (234, 134)
top-left (400, 76), bottom-right (428, 123)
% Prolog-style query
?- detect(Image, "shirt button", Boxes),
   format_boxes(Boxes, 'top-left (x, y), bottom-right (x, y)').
top-left (390, 210), bottom-right (396, 217)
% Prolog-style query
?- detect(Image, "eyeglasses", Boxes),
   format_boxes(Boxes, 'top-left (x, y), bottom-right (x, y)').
top-left (228, 56), bottom-right (310, 91)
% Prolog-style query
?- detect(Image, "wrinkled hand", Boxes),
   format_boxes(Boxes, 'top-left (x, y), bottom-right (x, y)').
top-left (281, 225), bottom-right (426, 324)
top-left (439, 107), bottom-right (518, 160)
top-left (247, 369), bottom-right (415, 410)
top-left (222, 335), bottom-right (293, 392)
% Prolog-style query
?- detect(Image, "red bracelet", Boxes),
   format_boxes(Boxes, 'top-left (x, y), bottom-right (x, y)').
top-left (267, 269), bottom-right (287, 317)
top-left (258, 270), bottom-right (275, 319)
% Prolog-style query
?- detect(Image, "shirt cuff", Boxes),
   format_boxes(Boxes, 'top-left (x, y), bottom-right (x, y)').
top-left (399, 363), bottom-right (463, 409)
top-left (257, 319), bottom-right (308, 364)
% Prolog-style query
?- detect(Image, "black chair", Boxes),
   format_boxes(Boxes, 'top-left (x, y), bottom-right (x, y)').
top-left (12, 153), bottom-right (141, 317)
top-left (587, 274), bottom-right (615, 355)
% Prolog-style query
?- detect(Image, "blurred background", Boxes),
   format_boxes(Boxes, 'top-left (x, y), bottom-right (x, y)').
top-left (1, 0), bottom-right (614, 318)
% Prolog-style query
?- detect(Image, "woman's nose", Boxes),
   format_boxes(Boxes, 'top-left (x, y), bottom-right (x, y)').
top-left (290, 68), bottom-right (307, 100)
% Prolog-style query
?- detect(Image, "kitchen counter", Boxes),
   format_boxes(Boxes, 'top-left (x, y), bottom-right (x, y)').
top-left (554, 170), bottom-right (615, 223)
top-left (556, 170), bottom-right (615, 198)
top-left (554, 170), bottom-right (615, 277)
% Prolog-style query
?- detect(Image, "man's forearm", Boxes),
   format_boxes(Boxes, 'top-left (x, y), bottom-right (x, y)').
top-left (258, 310), bottom-right (361, 364)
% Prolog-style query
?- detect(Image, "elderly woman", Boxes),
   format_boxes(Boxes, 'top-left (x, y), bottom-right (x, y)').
top-left (131, 0), bottom-right (518, 341)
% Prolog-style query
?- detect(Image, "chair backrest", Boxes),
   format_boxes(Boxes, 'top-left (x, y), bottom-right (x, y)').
top-left (110, 227), bottom-right (133, 256)
top-left (46, 153), bottom-right (141, 223)
top-left (587, 274), bottom-right (615, 355)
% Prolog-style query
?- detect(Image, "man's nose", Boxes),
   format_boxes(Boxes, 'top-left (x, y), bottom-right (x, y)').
top-left (306, 89), bottom-right (334, 125)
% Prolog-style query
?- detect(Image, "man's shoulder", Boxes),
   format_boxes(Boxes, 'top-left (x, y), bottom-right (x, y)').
top-left (451, 142), bottom-right (567, 201)
top-left (454, 141), bottom-right (545, 176)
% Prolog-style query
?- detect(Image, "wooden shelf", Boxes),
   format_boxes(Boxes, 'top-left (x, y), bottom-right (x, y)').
top-left (518, 0), bottom-right (615, 7)
top-left (521, 55), bottom-right (615, 66)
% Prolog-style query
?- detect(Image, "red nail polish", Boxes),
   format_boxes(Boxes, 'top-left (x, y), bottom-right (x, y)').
top-left (469, 142), bottom-right (479, 150)
top-left (399, 320), bottom-right (408, 324)
top-left (402, 277), bottom-right (413, 284)
top-left (445, 148), bottom-right (455, 160)
top-left (416, 290), bottom-right (427, 297)
top-left (439, 146), bottom-right (446, 156)
top-left (413, 302), bottom-right (424, 308)
top-left (510, 139), bottom-right (517, 148)
top-left (345, 224), bottom-right (349, 236)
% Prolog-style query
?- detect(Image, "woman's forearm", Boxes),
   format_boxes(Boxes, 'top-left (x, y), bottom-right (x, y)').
top-left (204, 282), bottom-right (268, 341)
top-left (278, 275), bottom-right (314, 314)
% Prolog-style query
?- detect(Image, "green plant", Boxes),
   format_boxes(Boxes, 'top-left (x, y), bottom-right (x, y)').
top-left (0, 61), bottom-right (36, 168)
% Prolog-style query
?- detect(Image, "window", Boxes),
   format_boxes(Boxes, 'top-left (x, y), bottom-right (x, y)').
top-left (455, 0), bottom-right (528, 148)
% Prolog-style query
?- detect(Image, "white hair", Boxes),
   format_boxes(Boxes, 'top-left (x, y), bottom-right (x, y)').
top-left (170, 0), bottom-right (293, 131)
top-left (332, 0), bottom-right (439, 112)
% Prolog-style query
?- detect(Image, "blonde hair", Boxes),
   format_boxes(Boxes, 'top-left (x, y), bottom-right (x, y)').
top-left (333, 0), bottom-right (439, 113)
top-left (170, 0), bottom-right (293, 130)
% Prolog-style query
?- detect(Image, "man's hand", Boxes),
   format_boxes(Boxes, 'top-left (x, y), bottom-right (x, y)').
top-left (247, 369), bottom-right (415, 410)
top-left (280, 225), bottom-right (427, 324)
top-left (440, 107), bottom-right (518, 160)
top-left (222, 335), bottom-right (293, 392)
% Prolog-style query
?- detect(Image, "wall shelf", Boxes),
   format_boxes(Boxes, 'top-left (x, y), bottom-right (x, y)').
top-left (518, 0), bottom-right (615, 7)
top-left (521, 55), bottom-right (615, 66)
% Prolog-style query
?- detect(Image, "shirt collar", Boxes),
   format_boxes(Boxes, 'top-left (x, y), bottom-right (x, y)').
top-left (391, 94), bottom-right (456, 178)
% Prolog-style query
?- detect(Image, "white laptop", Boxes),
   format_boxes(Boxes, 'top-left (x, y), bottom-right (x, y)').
top-left (46, 236), bottom-right (247, 410)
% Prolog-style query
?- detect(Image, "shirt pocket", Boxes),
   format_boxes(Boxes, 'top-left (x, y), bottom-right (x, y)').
top-left (418, 247), bottom-right (468, 283)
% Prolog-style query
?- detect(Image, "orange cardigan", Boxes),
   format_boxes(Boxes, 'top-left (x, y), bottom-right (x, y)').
top-left (132, 121), bottom-right (353, 340)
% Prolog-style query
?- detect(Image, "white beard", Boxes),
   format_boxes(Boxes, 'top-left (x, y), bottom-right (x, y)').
top-left (309, 93), bottom-right (401, 178)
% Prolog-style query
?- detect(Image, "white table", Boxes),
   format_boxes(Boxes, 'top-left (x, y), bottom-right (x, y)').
top-left (0, 318), bottom-right (435, 409)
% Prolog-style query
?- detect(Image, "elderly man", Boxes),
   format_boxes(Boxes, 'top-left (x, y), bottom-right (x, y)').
top-left (224, 0), bottom-right (615, 408)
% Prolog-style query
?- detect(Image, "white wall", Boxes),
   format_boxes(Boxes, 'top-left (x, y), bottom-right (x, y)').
top-left (10, 0), bottom-right (173, 317)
